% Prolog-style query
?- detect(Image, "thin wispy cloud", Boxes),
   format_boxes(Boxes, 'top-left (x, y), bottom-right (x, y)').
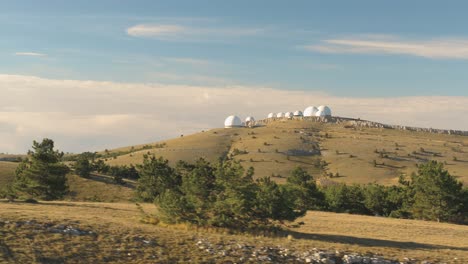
top-left (305, 35), bottom-right (468, 59)
top-left (14, 52), bottom-right (46, 57)
top-left (148, 72), bottom-right (233, 85)
top-left (126, 24), bottom-right (185, 38)
top-left (126, 23), bottom-right (264, 41)
top-left (0, 74), bottom-right (467, 153)
top-left (164, 57), bottom-right (214, 66)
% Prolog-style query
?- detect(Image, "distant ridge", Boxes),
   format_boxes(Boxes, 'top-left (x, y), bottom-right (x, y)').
top-left (257, 116), bottom-right (468, 136)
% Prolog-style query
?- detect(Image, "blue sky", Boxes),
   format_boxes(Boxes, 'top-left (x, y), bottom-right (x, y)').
top-left (1, 1), bottom-right (468, 153)
top-left (2, 0), bottom-right (468, 97)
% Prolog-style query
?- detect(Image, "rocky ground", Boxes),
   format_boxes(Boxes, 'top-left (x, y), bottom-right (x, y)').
top-left (0, 218), bottom-right (445, 264)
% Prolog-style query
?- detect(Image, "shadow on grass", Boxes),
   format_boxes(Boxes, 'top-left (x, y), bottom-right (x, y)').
top-left (286, 230), bottom-right (468, 251)
top-left (85, 174), bottom-right (136, 189)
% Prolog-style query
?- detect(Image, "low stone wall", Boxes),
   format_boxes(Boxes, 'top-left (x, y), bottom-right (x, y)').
top-left (256, 116), bottom-right (468, 137)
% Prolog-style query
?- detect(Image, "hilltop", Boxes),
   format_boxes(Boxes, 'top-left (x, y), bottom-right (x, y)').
top-left (102, 117), bottom-right (468, 186)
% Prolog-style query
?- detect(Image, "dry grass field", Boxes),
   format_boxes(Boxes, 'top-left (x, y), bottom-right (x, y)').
top-left (0, 201), bottom-right (466, 263)
top-left (103, 119), bottom-right (468, 185)
top-left (0, 161), bottom-right (17, 188)
top-left (0, 161), bottom-right (134, 203)
top-left (65, 174), bottom-right (135, 202)
top-left (319, 124), bottom-right (468, 185)
top-left (105, 121), bottom-right (324, 183)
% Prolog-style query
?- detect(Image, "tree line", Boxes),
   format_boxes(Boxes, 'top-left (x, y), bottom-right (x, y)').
top-left (2, 138), bottom-right (467, 227)
top-left (134, 155), bottom-right (468, 226)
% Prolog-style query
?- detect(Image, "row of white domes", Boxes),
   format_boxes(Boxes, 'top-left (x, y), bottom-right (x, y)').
top-left (268, 105), bottom-right (331, 118)
top-left (224, 105), bottom-right (332, 128)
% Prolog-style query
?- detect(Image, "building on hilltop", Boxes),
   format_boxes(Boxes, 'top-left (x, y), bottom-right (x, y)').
top-left (303, 106), bottom-right (319, 117)
top-left (224, 115), bottom-right (243, 128)
top-left (316, 105), bottom-right (332, 117)
top-left (293, 110), bottom-right (303, 117)
top-left (245, 116), bottom-right (256, 127)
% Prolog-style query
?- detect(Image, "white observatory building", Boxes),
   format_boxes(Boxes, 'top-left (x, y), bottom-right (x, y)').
top-left (293, 110), bottom-right (303, 117)
top-left (245, 116), bottom-right (255, 127)
top-left (303, 106), bottom-right (319, 117)
top-left (267, 113), bottom-right (275, 119)
top-left (224, 115), bottom-right (243, 128)
top-left (285, 112), bottom-right (293, 119)
top-left (276, 112), bottom-right (285, 118)
top-left (316, 105), bottom-right (332, 117)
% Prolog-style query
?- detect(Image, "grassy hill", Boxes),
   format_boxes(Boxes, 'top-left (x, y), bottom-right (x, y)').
top-left (0, 200), bottom-right (466, 263)
top-left (1, 118), bottom-right (466, 203)
top-left (103, 119), bottom-right (468, 185)
top-left (0, 161), bottom-right (134, 203)
top-left (0, 161), bottom-right (17, 188)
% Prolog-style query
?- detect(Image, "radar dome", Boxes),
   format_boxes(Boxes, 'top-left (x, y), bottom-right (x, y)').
top-left (245, 116), bottom-right (255, 122)
top-left (303, 106), bottom-right (318, 117)
top-left (224, 115), bottom-right (243, 128)
top-left (316, 105), bottom-right (332, 116)
top-left (267, 113), bottom-right (275, 118)
top-left (276, 112), bottom-right (285, 118)
top-left (293, 110), bottom-right (303, 116)
top-left (285, 112), bottom-right (293, 118)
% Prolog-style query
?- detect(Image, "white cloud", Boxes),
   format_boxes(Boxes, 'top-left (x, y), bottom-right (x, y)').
top-left (126, 23), bottom-right (263, 41)
top-left (126, 24), bottom-right (185, 37)
top-left (14, 52), bottom-right (46, 57)
top-left (305, 35), bottom-right (468, 59)
top-left (0, 74), bottom-right (467, 153)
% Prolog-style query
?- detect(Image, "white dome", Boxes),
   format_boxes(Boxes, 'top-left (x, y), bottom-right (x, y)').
top-left (316, 105), bottom-right (332, 116)
top-left (224, 115), bottom-right (243, 128)
top-left (285, 112), bottom-right (293, 118)
top-left (245, 116), bottom-right (255, 122)
top-left (267, 113), bottom-right (275, 118)
top-left (303, 106), bottom-right (318, 117)
top-left (276, 112), bottom-right (284, 118)
top-left (293, 110), bottom-right (303, 116)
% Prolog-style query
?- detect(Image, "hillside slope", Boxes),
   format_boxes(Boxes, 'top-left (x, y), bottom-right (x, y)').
top-left (104, 119), bottom-right (468, 185)
top-left (0, 161), bottom-right (17, 187)
top-left (0, 161), bottom-right (134, 203)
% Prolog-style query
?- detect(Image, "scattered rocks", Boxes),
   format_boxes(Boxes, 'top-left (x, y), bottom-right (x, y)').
top-left (1, 219), bottom-right (95, 236)
top-left (193, 238), bottom-right (403, 263)
top-left (48, 225), bottom-right (94, 236)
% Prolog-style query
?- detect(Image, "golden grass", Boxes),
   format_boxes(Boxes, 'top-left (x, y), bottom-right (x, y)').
top-left (102, 120), bottom-right (468, 185)
top-left (105, 121), bottom-right (325, 183)
top-left (0, 201), bottom-right (466, 263)
top-left (320, 125), bottom-right (468, 185)
top-left (65, 174), bottom-right (135, 202)
top-left (0, 160), bottom-right (134, 202)
top-left (294, 211), bottom-right (468, 262)
top-left (0, 161), bottom-right (17, 188)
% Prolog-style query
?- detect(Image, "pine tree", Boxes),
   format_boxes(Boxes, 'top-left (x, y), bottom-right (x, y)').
top-left (13, 138), bottom-right (69, 200)
top-left (136, 155), bottom-right (180, 202)
top-left (254, 177), bottom-right (300, 223)
top-left (286, 167), bottom-right (324, 211)
top-left (409, 161), bottom-right (463, 222)
top-left (74, 153), bottom-right (93, 178)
